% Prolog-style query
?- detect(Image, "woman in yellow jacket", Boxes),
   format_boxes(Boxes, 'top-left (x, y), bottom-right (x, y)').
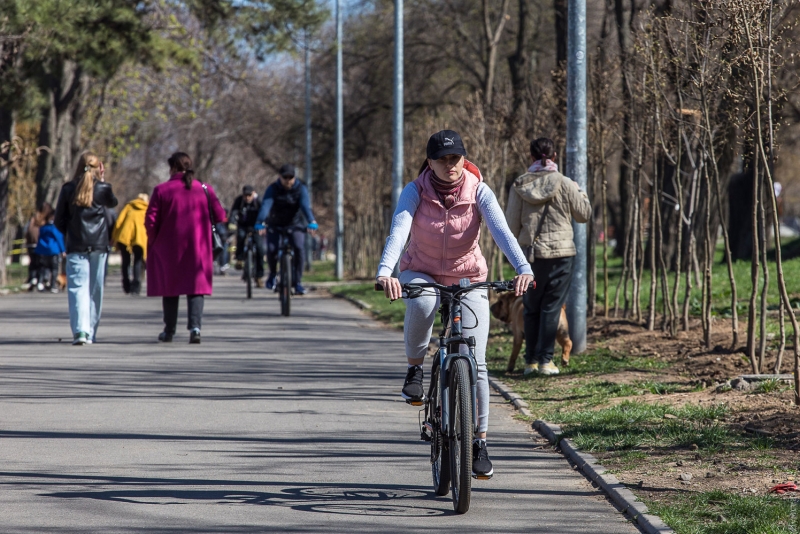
top-left (112, 193), bottom-right (149, 295)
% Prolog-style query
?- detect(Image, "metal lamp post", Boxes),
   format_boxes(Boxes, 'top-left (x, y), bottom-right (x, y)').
top-left (334, 0), bottom-right (344, 280)
top-left (566, 0), bottom-right (588, 353)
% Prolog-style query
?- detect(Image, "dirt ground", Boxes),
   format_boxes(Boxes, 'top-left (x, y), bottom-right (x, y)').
top-left (585, 316), bottom-right (800, 499)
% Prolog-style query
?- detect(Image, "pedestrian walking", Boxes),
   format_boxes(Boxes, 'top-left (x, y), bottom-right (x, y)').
top-left (505, 137), bottom-right (592, 375)
top-left (145, 151), bottom-right (227, 344)
top-left (32, 204), bottom-right (65, 292)
top-left (54, 152), bottom-right (119, 345)
top-left (112, 193), bottom-right (149, 295)
top-left (24, 204), bottom-right (50, 289)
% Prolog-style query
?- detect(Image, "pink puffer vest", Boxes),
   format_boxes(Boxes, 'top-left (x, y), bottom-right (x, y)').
top-left (400, 162), bottom-right (488, 285)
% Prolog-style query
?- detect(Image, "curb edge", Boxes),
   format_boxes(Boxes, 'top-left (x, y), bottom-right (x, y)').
top-left (489, 376), bottom-right (675, 534)
top-left (330, 292), bottom-right (373, 311)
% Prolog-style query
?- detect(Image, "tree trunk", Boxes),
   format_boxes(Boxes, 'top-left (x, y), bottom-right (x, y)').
top-left (506, 0), bottom-right (529, 139)
top-left (613, 0), bottom-right (634, 257)
top-left (482, 0), bottom-right (511, 108)
top-left (35, 60), bottom-right (89, 207)
top-left (0, 107), bottom-right (12, 287)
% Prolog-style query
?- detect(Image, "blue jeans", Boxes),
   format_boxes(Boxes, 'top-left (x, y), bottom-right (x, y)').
top-left (67, 252), bottom-right (107, 341)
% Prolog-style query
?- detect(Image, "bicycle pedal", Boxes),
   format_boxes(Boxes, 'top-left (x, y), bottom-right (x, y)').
top-left (472, 474), bottom-right (492, 480)
top-left (406, 399), bottom-right (424, 407)
top-left (420, 431), bottom-right (432, 442)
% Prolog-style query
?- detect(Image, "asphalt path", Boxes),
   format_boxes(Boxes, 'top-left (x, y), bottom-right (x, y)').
top-left (0, 275), bottom-right (640, 533)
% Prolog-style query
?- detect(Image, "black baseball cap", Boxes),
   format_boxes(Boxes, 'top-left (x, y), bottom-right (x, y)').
top-left (242, 185), bottom-right (254, 195)
top-left (426, 130), bottom-right (467, 160)
top-left (279, 164), bottom-right (296, 177)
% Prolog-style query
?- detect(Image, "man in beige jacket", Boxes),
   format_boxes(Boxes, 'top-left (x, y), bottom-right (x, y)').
top-left (505, 138), bottom-right (592, 375)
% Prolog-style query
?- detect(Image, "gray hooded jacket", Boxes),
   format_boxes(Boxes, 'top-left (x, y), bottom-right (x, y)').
top-left (505, 170), bottom-right (592, 260)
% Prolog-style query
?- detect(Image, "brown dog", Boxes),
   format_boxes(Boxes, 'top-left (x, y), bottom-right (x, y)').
top-left (490, 293), bottom-right (572, 372)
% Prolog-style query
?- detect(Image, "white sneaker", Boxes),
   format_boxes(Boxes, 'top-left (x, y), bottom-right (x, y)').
top-left (37, 283), bottom-right (45, 292)
top-left (539, 362), bottom-right (560, 375)
top-left (523, 363), bottom-right (539, 376)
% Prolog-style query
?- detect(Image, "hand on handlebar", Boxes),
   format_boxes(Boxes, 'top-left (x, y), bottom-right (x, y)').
top-left (376, 276), bottom-right (402, 301)
top-left (513, 274), bottom-right (534, 296)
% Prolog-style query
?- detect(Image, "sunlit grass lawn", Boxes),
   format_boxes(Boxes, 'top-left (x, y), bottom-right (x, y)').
top-left (329, 277), bottom-right (798, 534)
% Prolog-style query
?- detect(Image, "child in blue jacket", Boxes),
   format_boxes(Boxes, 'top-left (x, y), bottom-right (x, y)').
top-left (33, 213), bottom-right (66, 292)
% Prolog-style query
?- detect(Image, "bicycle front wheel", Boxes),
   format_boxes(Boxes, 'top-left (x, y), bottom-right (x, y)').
top-left (449, 357), bottom-right (473, 514)
top-left (280, 252), bottom-right (292, 316)
top-left (429, 365), bottom-right (451, 496)
top-left (245, 247), bottom-right (254, 299)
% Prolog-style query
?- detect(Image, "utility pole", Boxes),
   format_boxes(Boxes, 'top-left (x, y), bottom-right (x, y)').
top-left (305, 33), bottom-right (313, 207)
top-left (566, 0), bottom-right (588, 353)
top-left (304, 32), bottom-right (314, 270)
top-left (334, 0), bottom-right (344, 280)
top-left (391, 0), bottom-right (404, 276)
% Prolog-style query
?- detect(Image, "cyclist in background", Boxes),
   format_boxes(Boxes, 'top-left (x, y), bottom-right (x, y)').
top-left (229, 185), bottom-right (265, 287)
top-left (256, 164), bottom-right (318, 295)
top-left (376, 130), bottom-right (533, 478)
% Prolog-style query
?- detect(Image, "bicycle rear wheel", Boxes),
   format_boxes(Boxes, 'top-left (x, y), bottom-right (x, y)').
top-left (429, 365), bottom-right (451, 496)
top-left (449, 357), bottom-right (473, 514)
top-left (280, 252), bottom-right (292, 316)
top-left (245, 247), bottom-right (254, 299)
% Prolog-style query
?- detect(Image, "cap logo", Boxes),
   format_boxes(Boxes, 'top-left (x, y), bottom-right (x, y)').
top-left (443, 137), bottom-right (454, 146)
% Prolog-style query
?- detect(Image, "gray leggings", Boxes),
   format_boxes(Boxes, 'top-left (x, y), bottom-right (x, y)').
top-left (400, 270), bottom-right (491, 434)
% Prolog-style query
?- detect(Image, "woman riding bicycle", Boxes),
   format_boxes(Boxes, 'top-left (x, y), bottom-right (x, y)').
top-left (376, 130), bottom-right (533, 478)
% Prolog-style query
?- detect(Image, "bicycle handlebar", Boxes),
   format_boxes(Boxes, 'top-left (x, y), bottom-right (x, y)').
top-left (374, 279), bottom-right (515, 297)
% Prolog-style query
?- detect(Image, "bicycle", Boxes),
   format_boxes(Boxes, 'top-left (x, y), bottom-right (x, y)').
top-left (376, 278), bottom-right (515, 514)
top-left (241, 229), bottom-right (257, 299)
top-left (275, 226), bottom-right (299, 317)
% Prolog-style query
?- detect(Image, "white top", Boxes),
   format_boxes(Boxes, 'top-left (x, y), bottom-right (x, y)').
top-left (376, 182), bottom-right (533, 279)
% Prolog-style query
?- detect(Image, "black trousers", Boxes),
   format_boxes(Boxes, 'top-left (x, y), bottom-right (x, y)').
top-left (236, 228), bottom-right (265, 278)
top-left (266, 227), bottom-right (305, 285)
top-left (523, 256), bottom-right (573, 365)
top-left (27, 251), bottom-right (40, 282)
top-left (162, 295), bottom-right (204, 334)
top-left (37, 255), bottom-right (60, 287)
top-left (120, 246), bottom-right (144, 294)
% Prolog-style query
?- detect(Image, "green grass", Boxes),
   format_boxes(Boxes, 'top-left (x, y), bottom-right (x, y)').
top-left (587, 243), bottom-right (800, 319)
top-left (304, 260), bottom-right (339, 282)
top-left (647, 490), bottom-right (800, 534)
top-left (2, 262), bottom-right (29, 289)
top-left (752, 379), bottom-right (791, 395)
top-left (550, 401), bottom-right (732, 453)
top-left (329, 283), bottom-right (408, 328)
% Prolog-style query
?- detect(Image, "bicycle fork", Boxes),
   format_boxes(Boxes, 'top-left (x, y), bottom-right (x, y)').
top-left (436, 345), bottom-right (479, 440)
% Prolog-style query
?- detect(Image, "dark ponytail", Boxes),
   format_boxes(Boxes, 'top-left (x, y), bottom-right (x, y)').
top-left (168, 152), bottom-right (195, 190)
top-left (530, 137), bottom-right (556, 162)
top-left (418, 159), bottom-right (429, 175)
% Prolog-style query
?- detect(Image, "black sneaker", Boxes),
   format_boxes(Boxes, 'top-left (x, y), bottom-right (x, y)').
top-left (401, 365), bottom-right (425, 403)
top-left (472, 440), bottom-right (494, 478)
top-left (189, 329), bottom-right (201, 344)
top-left (158, 331), bottom-right (173, 343)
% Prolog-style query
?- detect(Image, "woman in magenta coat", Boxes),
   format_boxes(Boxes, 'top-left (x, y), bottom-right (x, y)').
top-left (145, 152), bottom-right (227, 344)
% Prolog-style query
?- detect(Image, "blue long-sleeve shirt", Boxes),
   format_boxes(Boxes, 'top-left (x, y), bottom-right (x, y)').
top-left (256, 180), bottom-right (316, 227)
top-left (33, 223), bottom-right (66, 256)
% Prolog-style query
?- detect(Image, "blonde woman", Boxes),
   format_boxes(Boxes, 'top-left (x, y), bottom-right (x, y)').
top-left (54, 153), bottom-right (118, 345)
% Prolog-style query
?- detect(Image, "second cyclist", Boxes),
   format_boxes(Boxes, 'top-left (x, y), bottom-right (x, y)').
top-left (256, 164), bottom-right (318, 295)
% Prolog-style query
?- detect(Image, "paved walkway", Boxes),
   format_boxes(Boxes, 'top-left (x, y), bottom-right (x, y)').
top-left (0, 276), bottom-right (640, 533)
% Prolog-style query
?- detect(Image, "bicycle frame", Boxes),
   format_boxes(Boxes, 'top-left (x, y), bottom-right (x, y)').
top-left (433, 294), bottom-right (480, 437)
